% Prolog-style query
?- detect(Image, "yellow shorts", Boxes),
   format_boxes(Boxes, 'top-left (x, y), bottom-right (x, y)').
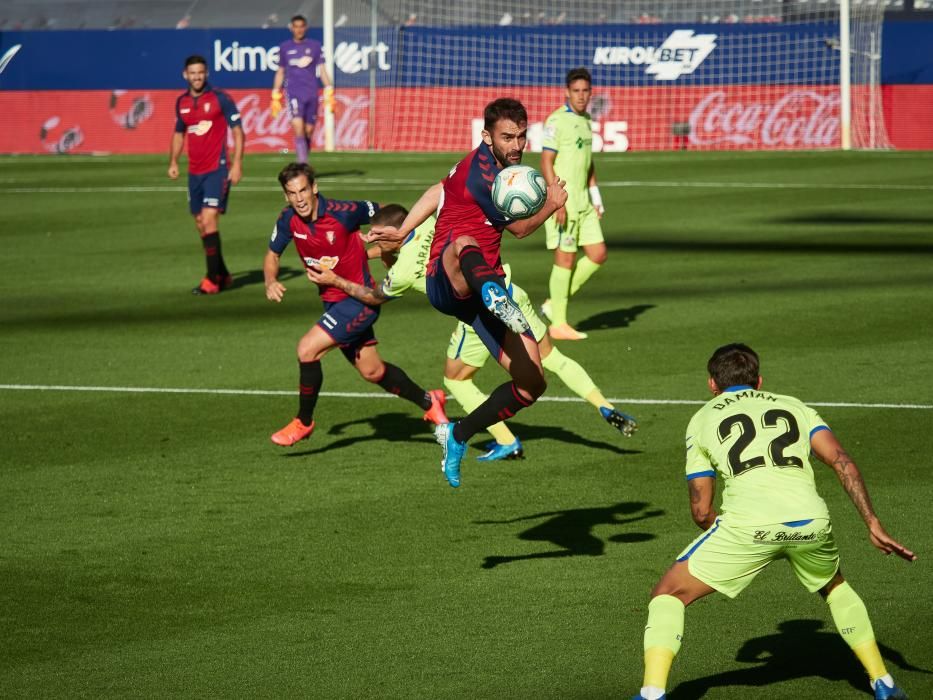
top-left (677, 517), bottom-right (840, 599)
top-left (545, 205), bottom-right (604, 252)
top-left (446, 282), bottom-right (546, 368)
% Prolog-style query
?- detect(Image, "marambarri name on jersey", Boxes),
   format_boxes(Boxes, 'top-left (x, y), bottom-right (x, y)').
top-left (711, 390), bottom-right (778, 411)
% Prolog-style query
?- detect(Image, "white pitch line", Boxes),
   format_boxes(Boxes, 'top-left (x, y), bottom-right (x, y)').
top-left (1, 180), bottom-right (932, 194)
top-left (0, 384), bottom-right (929, 410)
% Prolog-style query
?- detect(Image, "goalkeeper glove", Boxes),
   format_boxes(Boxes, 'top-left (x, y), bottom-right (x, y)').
top-left (589, 185), bottom-right (604, 216)
top-left (270, 90), bottom-right (283, 117)
top-left (323, 85), bottom-right (336, 112)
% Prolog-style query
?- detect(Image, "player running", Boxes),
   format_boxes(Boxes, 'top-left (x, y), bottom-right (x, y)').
top-left (168, 54), bottom-right (244, 295)
top-left (364, 98), bottom-right (567, 487)
top-left (539, 67), bottom-right (608, 340)
top-left (630, 343), bottom-right (914, 700)
top-left (263, 163), bottom-right (448, 447)
top-left (309, 204), bottom-right (638, 462)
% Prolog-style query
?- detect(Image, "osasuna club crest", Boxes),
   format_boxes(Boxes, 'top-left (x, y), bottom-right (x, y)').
top-left (326, 230), bottom-right (335, 244)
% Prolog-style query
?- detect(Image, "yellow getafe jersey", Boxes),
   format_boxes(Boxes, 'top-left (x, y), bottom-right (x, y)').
top-left (541, 104), bottom-right (592, 214)
top-left (685, 386), bottom-right (832, 526)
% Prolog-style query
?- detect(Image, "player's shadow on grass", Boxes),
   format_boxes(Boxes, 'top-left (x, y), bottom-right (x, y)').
top-left (475, 500), bottom-right (662, 569)
top-left (281, 411), bottom-right (436, 458)
top-left (226, 266), bottom-right (305, 291)
top-left (670, 619), bottom-right (931, 700)
top-left (575, 304), bottom-right (655, 332)
top-left (473, 420), bottom-right (641, 456)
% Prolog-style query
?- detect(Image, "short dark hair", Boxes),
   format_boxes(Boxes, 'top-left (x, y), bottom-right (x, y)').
top-left (184, 55), bottom-right (208, 69)
top-left (566, 67), bottom-right (592, 87)
top-left (290, 14), bottom-right (307, 24)
top-left (370, 203), bottom-right (408, 228)
top-left (278, 162), bottom-right (315, 189)
top-left (484, 98), bottom-right (527, 131)
top-left (707, 343), bottom-right (760, 390)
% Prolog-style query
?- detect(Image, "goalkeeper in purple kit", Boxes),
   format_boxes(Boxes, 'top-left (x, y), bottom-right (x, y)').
top-left (271, 14), bottom-right (333, 163)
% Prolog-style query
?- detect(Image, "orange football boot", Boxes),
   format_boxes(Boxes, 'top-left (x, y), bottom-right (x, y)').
top-left (271, 418), bottom-right (315, 446)
top-left (422, 389), bottom-right (450, 425)
top-left (192, 277), bottom-right (221, 295)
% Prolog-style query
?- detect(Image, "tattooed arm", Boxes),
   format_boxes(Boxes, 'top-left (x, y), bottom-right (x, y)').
top-left (811, 429), bottom-right (916, 561)
top-left (687, 476), bottom-right (717, 530)
top-left (306, 265), bottom-right (389, 306)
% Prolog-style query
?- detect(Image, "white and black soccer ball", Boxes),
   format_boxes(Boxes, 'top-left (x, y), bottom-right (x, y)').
top-left (492, 165), bottom-right (548, 220)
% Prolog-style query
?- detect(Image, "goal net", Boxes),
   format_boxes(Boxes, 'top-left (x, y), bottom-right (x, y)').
top-left (330, 0), bottom-right (891, 152)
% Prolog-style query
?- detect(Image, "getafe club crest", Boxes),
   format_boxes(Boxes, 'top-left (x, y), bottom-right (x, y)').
top-left (326, 230), bottom-right (335, 244)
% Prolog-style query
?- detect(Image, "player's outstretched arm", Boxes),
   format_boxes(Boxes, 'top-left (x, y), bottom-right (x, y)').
top-left (811, 429), bottom-right (916, 561)
top-left (687, 476), bottom-right (718, 530)
top-left (540, 149), bottom-right (567, 228)
top-left (264, 250), bottom-right (287, 302)
top-left (363, 182), bottom-right (442, 244)
top-left (505, 178), bottom-right (568, 239)
top-left (306, 265), bottom-right (389, 306)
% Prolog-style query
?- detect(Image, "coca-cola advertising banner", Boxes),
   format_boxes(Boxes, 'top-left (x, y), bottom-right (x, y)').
top-left (4, 84), bottom-right (929, 154)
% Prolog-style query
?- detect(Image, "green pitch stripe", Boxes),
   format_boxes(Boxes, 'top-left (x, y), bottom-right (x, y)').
top-left (1, 384), bottom-right (929, 410)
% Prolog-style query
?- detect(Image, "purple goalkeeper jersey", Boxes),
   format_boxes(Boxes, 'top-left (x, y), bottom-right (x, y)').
top-left (278, 38), bottom-right (324, 97)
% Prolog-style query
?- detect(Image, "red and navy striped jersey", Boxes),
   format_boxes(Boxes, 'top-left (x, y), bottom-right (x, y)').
top-left (270, 194), bottom-right (379, 303)
top-left (431, 141), bottom-right (511, 273)
top-left (174, 84), bottom-right (241, 175)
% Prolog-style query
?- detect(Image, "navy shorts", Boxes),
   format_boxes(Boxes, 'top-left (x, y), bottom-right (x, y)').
top-left (426, 256), bottom-right (509, 361)
top-left (317, 297), bottom-right (380, 361)
top-left (287, 91), bottom-right (319, 125)
top-left (188, 167), bottom-right (230, 215)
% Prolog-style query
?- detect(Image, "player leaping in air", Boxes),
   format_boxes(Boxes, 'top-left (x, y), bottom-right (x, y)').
top-left (363, 98), bottom-right (568, 487)
top-left (263, 162), bottom-right (448, 447)
top-left (309, 203), bottom-right (638, 463)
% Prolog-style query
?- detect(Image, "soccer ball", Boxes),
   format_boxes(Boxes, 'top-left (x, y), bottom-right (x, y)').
top-left (492, 165), bottom-right (548, 219)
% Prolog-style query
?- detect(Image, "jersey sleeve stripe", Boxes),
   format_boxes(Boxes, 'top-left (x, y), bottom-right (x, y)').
top-left (542, 146), bottom-right (559, 153)
top-left (686, 470), bottom-right (716, 481)
top-left (809, 425), bottom-right (831, 437)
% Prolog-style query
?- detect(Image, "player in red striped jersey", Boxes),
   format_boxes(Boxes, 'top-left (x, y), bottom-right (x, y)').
top-left (263, 162), bottom-right (448, 447)
top-left (168, 55), bottom-right (244, 295)
top-left (366, 99), bottom-right (567, 486)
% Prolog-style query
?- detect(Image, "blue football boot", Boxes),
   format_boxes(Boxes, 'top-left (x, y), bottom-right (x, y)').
top-left (874, 678), bottom-right (908, 700)
top-left (601, 406), bottom-right (639, 437)
top-left (435, 422), bottom-right (467, 488)
top-left (481, 281), bottom-right (530, 334)
top-left (476, 438), bottom-right (524, 462)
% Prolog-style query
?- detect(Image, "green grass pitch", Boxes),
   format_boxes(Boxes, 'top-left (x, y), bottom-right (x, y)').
top-left (1, 150), bottom-right (931, 698)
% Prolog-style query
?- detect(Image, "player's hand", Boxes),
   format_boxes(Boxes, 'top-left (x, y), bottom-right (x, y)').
top-left (362, 225), bottom-right (406, 244)
top-left (555, 205), bottom-right (567, 228)
top-left (270, 90), bottom-right (283, 118)
top-left (228, 162), bottom-right (242, 186)
top-left (592, 202), bottom-right (605, 219)
top-left (167, 162), bottom-right (179, 179)
top-left (265, 279), bottom-right (286, 303)
top-left (306, 264), bottom-right (336, 286)
top-left (546, 178), bottom-right (568, 211)
top-left (868, 521), bottom-right (916, 561)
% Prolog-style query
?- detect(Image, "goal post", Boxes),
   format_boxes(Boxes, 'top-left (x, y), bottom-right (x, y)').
top-left (324, 1), bottom-right (890, 152)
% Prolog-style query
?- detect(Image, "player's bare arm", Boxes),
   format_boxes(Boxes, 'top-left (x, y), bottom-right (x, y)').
top-left (364, 182), bottom-right (442, 244)
top-left (688, 476), bottom-right (718, 530)
top-left (505, 178), bottom-right (568, 238)
top-left (167, 132), bottom-right (185, 179)
top-left (307, 265), bottom-right (388, 306)
top-left (228, 125), bottom-right (245, 184)
top-left (811, 429), bottom-right (916, 561)
top-left (540, 148), bottom-right (567, 227)
top-left (263, 249), bottom-right (287, 302)
top-left (587, 161), bottom-right (603, 218)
